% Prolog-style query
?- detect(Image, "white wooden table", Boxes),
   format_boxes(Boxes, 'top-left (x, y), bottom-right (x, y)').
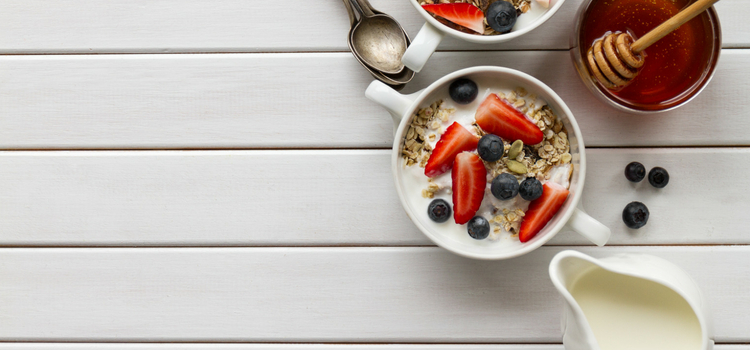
top-left (1, 1), bottom-right (749, 349)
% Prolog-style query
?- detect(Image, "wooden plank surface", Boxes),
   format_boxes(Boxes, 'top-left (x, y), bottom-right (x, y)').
top-left (0, 346), bottom-right (747, 350)
top-left (0, 148), bottom-right (748, 246)
top-left (1, 50), bottom-right (748, 149)
top-left (2, 1), bottom-right (749, 348)
top-left (0, 246), bottom-right (747, 342)
top-left (0, 346), bottom-right (564, 350)
top-left (0, 0), bottom-right (744, 53)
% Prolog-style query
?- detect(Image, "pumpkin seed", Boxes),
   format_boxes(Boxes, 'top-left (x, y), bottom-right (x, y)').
top-left (506, 159), bottom-right (528, 174)
top-left (508, 140), bottom-right (524, 159)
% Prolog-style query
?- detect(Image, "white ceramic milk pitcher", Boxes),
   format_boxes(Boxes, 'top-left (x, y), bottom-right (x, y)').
top-left (549, 250), bottom-right (713, 350)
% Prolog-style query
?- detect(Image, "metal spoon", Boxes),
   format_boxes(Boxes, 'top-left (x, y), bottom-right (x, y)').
top-left (349, 0), bottom-right (409, 74)
top-left (343, 0), bottom-right (413, 88)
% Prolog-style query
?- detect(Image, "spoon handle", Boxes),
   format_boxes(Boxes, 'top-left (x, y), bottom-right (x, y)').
top-left (631, 0), bottom-right (719, 53)
top-left (353, 0), bottom-right (376, 17)
top-left (342, 0), bottom-right (357, 26)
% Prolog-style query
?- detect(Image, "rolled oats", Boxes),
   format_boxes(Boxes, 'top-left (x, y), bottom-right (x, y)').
top-left (561, 152), bottom-right (572, 164)
top-left (507, 91), bottom-right (517, 103)
top-left (401, 99), bottom-right (454, 168)
top-left (493, 207), bottom-right (526, 234)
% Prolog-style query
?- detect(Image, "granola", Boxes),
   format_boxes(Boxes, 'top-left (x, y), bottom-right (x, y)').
top-left (401, 100), bottom-right (455, 169)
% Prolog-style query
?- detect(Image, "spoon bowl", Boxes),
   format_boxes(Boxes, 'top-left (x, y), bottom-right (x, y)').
top-left (343, 0), bottom-right (414, 87)
top-left (349, 0), bottom-right (408, 74)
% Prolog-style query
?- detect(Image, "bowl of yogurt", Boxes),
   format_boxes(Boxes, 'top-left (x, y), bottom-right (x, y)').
top-left (366, 66), bottom-right (610, 260)
top-left (402, 0), bottom-right (566, 73)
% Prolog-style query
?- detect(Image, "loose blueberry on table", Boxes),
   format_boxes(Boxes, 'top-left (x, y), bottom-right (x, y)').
top-left (648, 167), bottom-right (669, 188)
top-left (623, 201), bottom-right (649, 229)
top-left (624, 161), bottom-right (646, 182)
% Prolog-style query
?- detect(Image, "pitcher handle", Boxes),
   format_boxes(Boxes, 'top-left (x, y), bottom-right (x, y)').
top-left (401, 22), bottom-right (445, 73)
top-left (567, 208), bottom-right (611, 246)
top-left (365, 80), bottom-right (422, 129)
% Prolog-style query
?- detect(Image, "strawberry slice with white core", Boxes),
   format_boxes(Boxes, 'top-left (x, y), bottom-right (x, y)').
top-left (422, 3), bottom-right (485, 34)
top-left (475, 93), bottom-right (544, 145)
top-left (424, 122), bottom-right (479, 178)
top-left (518, 182), bottom-right (569, 242)
top-left (451, 152), bottom-right (486, 225)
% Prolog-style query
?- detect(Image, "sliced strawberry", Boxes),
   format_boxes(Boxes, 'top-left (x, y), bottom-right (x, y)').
top-left (518, 182), bottom-right (569, 242)
top-left (422, 3), bottom-right (485, 34)
top-left (451, 152), bottom-right (486, 225)
top-left (425, 122), bottom-right (479, 177)
top-left (475, 93), bottom-right (544, 145)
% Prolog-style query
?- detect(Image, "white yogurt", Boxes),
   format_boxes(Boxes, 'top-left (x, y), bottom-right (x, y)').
top-left (570, 267), bottom-right (703, 350)
top-left (512, 0), bottom-right (550, 32)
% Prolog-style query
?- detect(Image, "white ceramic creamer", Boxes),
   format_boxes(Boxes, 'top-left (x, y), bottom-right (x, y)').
top-left (549, 250), bottom-right (713, 350)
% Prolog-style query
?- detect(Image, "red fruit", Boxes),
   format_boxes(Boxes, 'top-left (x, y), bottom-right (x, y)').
top-left (518, 182), bottom-right (570, 242)
top-left (425, 122), bottom-right (479, 177)
top-left (451, 152), bottom-right (486, 225)
top-left (422, 3), bottom-right (485, 34)
top-left (475, 93), bottom-right (544, 145)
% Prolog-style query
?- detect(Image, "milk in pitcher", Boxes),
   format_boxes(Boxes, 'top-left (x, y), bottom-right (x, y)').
top-left (569, 267), bottom-right (703, 350)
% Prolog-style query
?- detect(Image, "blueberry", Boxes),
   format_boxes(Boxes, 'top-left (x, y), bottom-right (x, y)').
top-left (491, 173), bottom-right (519, 200)
top-left (518, 177), bottom-right (543, 201)
top-left (427, 199), bottom-right (452, 223)
top-left (467, 216), bottom-right (490, 239)
top-left (449, 78), bottom-right (478, 104)
top-left (648, 167), bottom-right (669, 188)
top-left (624, 161), bottom-right (646, 182)
top-left (622, 201), bottom-right (649, 229)
top-left (477, 134), bottom-right (504, 162)
top-left (486, 1), bottom-right (517, 33)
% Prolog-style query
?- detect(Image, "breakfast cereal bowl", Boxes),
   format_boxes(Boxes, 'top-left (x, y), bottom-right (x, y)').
top-left (402, 0), bottom-right (566, 73)
top-left (366, 66), bottom-right (610, 260)
top-left (571, 0), bottom-right (721, 113)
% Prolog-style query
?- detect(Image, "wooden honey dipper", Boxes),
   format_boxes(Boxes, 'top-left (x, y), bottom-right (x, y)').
top-left (587, 0), bottom-right (720, 89)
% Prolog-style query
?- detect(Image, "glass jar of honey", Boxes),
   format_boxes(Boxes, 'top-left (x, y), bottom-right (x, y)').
top-left (571, 0), bottom-right (721, 113)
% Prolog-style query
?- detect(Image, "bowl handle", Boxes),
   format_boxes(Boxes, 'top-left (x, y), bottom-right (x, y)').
top-left (566, 208), bottom-right (611, 246)
top-left (365, 80), bottom-right (422, 128)
top-left (401, 22), bottom-right (445, 73)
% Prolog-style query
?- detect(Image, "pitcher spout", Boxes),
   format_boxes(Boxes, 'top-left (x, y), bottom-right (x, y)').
top-left (549, 250), bottom-right (602, 350)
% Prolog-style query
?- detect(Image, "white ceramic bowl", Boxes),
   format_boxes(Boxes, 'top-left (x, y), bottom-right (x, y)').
top-left (402, 0), bottom-right (566, 72)
top-left (366, 66), bottom-right (610, 260)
